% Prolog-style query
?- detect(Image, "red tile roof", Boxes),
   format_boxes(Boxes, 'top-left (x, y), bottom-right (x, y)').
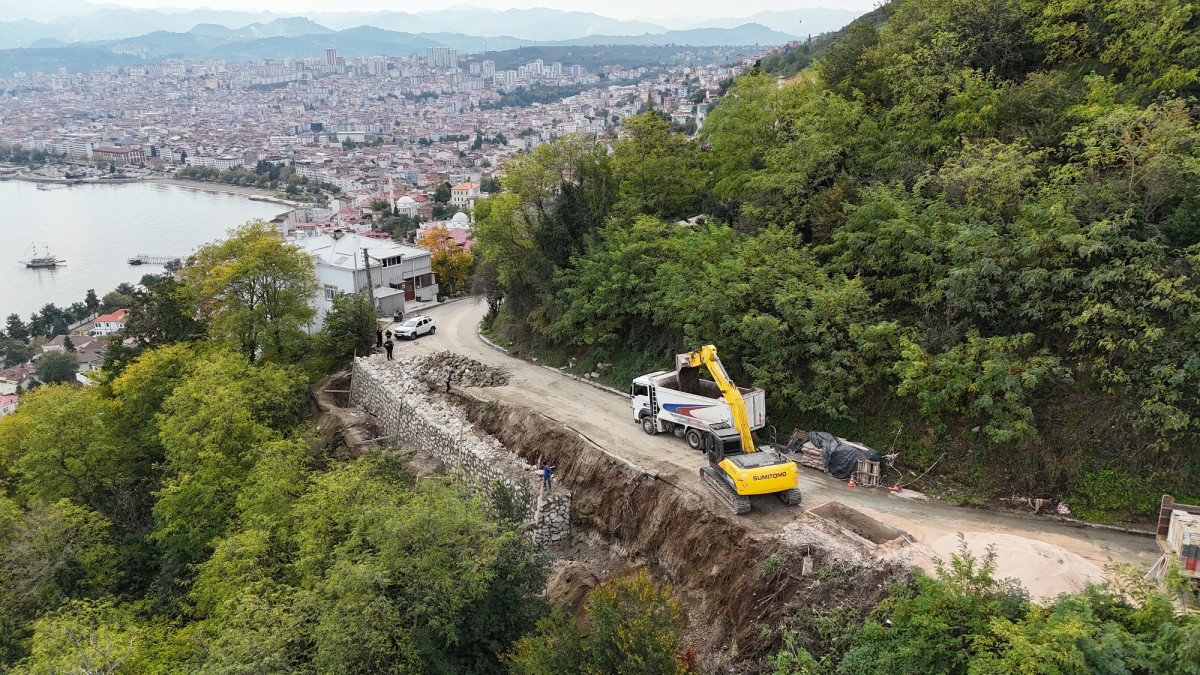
top-left (94, 309), bottom-right (129, 323)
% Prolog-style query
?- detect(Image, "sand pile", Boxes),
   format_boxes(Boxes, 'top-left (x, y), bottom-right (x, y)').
top-left (923, 532), bottom-right (1104, 600)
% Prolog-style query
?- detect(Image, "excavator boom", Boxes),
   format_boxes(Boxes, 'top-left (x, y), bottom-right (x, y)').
top-left (682, 345), bottom-right (757, 454)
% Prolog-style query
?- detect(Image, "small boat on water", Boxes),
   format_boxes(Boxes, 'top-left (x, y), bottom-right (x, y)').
top-left (20, 243), bottom-right (65, 268)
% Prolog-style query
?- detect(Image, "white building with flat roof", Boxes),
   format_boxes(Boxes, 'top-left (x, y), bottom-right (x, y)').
top-left (298, 230), bottom-right (437, 328)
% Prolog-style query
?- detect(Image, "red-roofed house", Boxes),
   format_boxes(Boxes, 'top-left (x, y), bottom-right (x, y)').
top-left (0, 393), bottom-right (18, 418)
top-left (91, 309), bottom-right (129, 336)
top-left (450, 181), bottom-right (480, 208)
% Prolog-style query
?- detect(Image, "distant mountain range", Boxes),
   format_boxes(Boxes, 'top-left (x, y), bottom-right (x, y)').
top-left (0, 5), bottom-right (864, 50)
top-left (1, 21), bottom-right (804, 75)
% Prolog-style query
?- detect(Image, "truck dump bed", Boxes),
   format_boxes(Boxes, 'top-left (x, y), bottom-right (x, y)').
top-left (648, 371), bottom-right (767, 431)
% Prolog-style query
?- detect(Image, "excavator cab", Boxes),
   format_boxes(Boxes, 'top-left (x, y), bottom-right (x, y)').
top-left (683, 345), bottom-right (802, 515)
top-left (702, 427), bottom-right (743, 464)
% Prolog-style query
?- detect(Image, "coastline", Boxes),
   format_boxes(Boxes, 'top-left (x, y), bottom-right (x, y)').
top-left (145, 177), bottom-right (301, 206)
top-left (0, 172), bottom-right (300, 207)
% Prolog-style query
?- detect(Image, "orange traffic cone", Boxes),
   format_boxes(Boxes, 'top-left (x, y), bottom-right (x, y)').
top-left (847, 477), bottom-right (857, 487)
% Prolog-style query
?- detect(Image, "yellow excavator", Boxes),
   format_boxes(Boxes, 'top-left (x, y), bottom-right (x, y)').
top-left (680, 345), bottom-right (802, 515)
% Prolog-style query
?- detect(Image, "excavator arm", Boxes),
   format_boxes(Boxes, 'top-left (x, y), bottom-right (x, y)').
top-left (682, 345), bottom-right (757, 454)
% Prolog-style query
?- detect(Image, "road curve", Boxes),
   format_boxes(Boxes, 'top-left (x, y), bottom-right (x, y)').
top-left (391, 298), bottom-right (1160, 596)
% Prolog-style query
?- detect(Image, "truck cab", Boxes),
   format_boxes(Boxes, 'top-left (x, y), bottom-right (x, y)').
top-left (629, 375), bottom-right (657, 423)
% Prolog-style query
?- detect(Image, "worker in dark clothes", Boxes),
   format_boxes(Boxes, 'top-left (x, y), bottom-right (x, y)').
top-left (384, 338), bottom-right (394, 360)
top-left (376, 328), bottom-right (383, 348)
top-left (542, 463), bottom-right (554, 490)
top-left (444, 370), bottom-right (452, 392)
top-left (385, 329), bottom-right (392, 341)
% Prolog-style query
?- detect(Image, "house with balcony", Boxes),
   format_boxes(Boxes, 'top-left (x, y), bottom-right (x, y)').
top-left (298, 230), bottom-right (437, 329)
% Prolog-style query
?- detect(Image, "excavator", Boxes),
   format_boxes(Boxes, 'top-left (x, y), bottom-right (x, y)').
top-left (679, 345), bottom-right (802, 515)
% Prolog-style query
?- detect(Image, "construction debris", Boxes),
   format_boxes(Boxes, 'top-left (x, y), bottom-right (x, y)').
top-left (416, 351), bottom-right (510, 388)
top-left (786, 431), bottom-right (881, 480)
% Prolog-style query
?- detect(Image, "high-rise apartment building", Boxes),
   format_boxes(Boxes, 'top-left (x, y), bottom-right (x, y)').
top-left (426, 47), bottom-right (458, 69)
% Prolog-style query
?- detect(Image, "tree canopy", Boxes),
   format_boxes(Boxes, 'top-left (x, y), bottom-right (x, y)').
top-left (185, 220), bottom-right (319, 363)
top-left (470, 0), bottom-right (1200, 517)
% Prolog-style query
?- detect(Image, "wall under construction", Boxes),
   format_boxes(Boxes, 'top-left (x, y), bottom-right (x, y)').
top-left (349, 356), bottom-right (571, 545)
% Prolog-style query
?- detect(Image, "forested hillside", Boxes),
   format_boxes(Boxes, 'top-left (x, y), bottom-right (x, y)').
top-left (474, 0), bottom-right (1200, 519)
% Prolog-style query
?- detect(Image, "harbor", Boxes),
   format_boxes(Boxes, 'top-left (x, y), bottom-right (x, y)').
top-left (2, 179), bottom-right (283, 318)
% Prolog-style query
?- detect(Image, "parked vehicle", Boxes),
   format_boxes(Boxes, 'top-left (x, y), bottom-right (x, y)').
top-left (630, 359), bottom-right (767, 451)
top-left (395, 315), bottom-right (436, 339)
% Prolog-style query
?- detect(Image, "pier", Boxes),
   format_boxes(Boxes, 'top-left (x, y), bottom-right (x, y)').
top-left (127, 254), bottom-right (183, 265)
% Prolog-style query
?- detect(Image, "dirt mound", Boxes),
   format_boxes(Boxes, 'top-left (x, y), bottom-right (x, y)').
top-left (403, 448), bottom-right (447, 480)
top-left (417, 351), bottom-right (509, 387)
top-left (545, 560), bottom-right (599, 616)
top-left (925, 532), bottom-right (1104, 600)
top-left (465, 402), bottom-right (908, 671)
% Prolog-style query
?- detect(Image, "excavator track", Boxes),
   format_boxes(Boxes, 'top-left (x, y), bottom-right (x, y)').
top-left (777, 486), bottom-right (803, 506)
top-left (701, 466), bottom-right (751, 515)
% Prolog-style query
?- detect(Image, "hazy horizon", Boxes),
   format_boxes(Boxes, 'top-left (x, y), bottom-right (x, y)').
top-left (3, 0), bottom-right (880, 25)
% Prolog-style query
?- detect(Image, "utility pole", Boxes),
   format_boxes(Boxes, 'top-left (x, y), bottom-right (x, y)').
top-left (362, 248), bottom-right (375, 306)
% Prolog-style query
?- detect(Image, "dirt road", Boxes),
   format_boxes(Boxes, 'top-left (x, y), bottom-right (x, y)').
top-left (391, 299), bottom-right (1159, 599)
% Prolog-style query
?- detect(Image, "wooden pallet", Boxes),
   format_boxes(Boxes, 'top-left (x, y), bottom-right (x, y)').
top-left (856, 459), bottom-right (881, 487)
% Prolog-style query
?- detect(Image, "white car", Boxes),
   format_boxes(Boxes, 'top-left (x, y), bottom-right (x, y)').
top-left (395, 315), bottom-right (436, 339)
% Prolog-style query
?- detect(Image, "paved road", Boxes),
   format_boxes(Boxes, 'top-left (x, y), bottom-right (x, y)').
top-left (390, 299), bottom-right (1160, 595)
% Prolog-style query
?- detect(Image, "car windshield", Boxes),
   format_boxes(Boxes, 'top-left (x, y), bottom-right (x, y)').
top-left (402, 319), bottom-right (420, 327)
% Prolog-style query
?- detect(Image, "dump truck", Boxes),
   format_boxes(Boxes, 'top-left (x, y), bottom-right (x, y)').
top-left (630, 361), bottom-right (767, 452)
top-left (632, 345), bottom-right (800, 515)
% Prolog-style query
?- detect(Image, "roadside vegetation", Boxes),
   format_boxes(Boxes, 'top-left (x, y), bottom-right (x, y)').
top-left (473, 0), bottom-right (1200, 521)
top-left (0, 220), bottom-right (700, 673)
top-left (768, 539), bottom-right (1200, 673)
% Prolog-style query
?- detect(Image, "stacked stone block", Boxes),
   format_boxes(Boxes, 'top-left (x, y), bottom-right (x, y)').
top-left (350, 355), bottom-right (571, 545)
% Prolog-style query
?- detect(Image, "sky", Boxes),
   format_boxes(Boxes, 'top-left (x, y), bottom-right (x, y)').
top-left (18, 0), bottom-right (881, 22)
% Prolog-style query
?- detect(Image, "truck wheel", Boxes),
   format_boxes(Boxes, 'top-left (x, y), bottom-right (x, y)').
top-left (429, 326), bottom-right (436, 334)
top-left (685, 428), bottom-right (703, 450)
top-left (641, 416), bottom-right (657, 435)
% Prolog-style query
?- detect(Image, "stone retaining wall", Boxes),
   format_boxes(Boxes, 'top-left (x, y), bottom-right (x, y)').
top-left (350, 355), bottom-right (570, 545)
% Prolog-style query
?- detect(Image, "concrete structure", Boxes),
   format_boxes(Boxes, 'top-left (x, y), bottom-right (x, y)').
top-left (299, 230), bottom-right (437, 328)
top-left (93, 146), bottom-right (146, 164)
top-left (91, 309), bottom-right (128, 336)
top-left (350, 355), bottom-right (571, 546)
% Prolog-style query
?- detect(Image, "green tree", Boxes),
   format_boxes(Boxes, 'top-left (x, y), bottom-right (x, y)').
top-left (0, 499), bottom-right (117, 661)
top-left (5, 314), bottom-right (29, 342)
top-left (100, 291), bottom-right (134, 314)
top-left (840, 536), bottom-right (1029, 673)
top-left (35, 350), bottom-right (78, 384)
top-left (612, 110), bottom-right (700, 220)
top-left (0, 385), bottom-right (142, 523)
top-left (0, 338), bottom-right (32, 366)
top-left (19, 599), bottom-right (149, 675)
top-left (185, 220), bottom-right (319, 363)
top-left (434, 181), bottom-right (452, 204)
top-left (152, 348), bottom-right (306, 570)
top-left (317, 292), bottom-right (378, 365)
top-left (507, 569), bottom-right (696, 675)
